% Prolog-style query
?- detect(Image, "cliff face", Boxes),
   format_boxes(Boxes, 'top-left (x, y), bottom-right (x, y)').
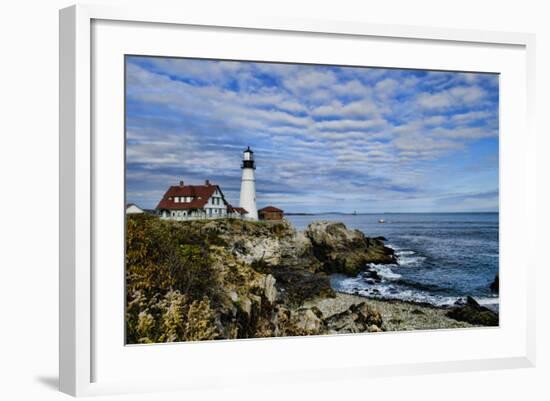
top-left (125, 216), bottom-right (396, 343)
top-left (209, 219), bottom-right (395, 273)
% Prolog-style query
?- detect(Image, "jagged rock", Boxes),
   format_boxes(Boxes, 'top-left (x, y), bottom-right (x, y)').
top-left (324, 302), bottom-right (384, 333)
top-left (218, 219), bottom-right (394, 277)
top-left (237, 296), bottom-right (252, 316)
top-left (490, 273), bottom-right (499, 293)
top-left (262, 274), bottom-right (277, 303)
top-left (368, 324), bottom-right (383, 332)
top-left (446, 296), bottom-right (498, 326)
top-left (305, 221), bottom-right (396, 276)
top-left (289, 307), bottom-right (325, 336)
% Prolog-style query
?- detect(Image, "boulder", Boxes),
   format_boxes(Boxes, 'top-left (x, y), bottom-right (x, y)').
top-left (324, 302), bottom-right (384, 333)
top-left (281, 307), bottom-right (325, 336)
top-left (446, 296), bottom-right (499, 326)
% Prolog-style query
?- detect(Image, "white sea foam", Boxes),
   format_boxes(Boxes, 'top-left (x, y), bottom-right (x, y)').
top-left (399, 256), bottom-right (426, 267)
top-left (335, 282), bottom-right (462, 307)
top-left (397, 250), bottom-right (415, 256)
top-left (394, 249), bottom-right (426, 267)
top-left (475, 297), bottom-right (500, 313)
top-left (373, 265), bottom-right (402, 280)
top-left (331, 273), bottom-right (494, 308)
top-left (475, 297), bottom-right (500, 306)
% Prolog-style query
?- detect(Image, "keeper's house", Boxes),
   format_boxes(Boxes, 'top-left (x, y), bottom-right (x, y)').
top-left (156, 180), bottom-right (248, 221)
top-left (258, 206), bottom-right (284, 221)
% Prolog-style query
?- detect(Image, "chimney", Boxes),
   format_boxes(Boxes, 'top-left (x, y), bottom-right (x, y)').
top-left (205, 179), bottom-right (210, 186)
top-left (179, 180), bottom-right (184, 187)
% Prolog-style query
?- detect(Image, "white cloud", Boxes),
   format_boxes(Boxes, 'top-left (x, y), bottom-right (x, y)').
top-left (417, 85), bottom-right (487, 110)
top-left (314, 118), bottom-right (386, 131)
top-left (312, 99), bottom-right (381, 118)
top-left (451, 110), bottom-right (492, 123)
top-left (423, 115), bottom-right (447, 125)
top-left (374, 78), bottom-right (399, 99)
top-left (282, 69), bottom-right (337, 94)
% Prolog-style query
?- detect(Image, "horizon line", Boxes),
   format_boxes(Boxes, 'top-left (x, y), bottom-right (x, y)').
top-left (284, 211), bottom-right (499, 215)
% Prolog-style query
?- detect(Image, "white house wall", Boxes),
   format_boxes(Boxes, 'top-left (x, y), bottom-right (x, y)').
top-left (204, 189), bottom-right (227, 217)
top-left (126, 205), bottom-right (144, 214)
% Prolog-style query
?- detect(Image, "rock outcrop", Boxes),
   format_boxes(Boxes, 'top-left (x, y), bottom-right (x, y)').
top-left (126, 215), bottom-right (394, 342)
top-left (446, 296), bottom-right (499, 326)
top-left (490, 273), bottom-right (499, 293)
top-left (305, 221), bottom-right (397, 276)
top-left (211, 219), bottom-right (395, 307)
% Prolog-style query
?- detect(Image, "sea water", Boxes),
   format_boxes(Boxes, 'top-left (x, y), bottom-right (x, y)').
top-left (287, 213), bottom-right (499, 309)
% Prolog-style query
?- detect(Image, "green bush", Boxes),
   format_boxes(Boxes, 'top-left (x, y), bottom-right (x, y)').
top-left (125, 216), bottom-right (223, 343)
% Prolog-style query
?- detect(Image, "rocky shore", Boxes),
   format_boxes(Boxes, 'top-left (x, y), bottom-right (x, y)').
top-left (125, 215), bottom-right (497, 343)
top-left (304, 293), bottom-right (476, 331)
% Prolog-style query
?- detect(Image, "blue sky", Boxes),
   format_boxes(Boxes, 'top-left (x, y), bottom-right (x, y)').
top-left (126, 56), bottom-right (499, 213)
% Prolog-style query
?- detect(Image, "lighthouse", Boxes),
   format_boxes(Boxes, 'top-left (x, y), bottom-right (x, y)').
top-left (239, 146), bottom-right (258, 220)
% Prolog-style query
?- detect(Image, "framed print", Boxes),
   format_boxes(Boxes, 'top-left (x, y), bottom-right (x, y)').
top-left (59, 4), bottom-right (536, 396)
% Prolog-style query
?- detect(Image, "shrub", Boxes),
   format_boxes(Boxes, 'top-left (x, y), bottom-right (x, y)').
top-left (125, 216), bottom-right (224, 343)
top-left (184, 297), bottom-right (220, 341)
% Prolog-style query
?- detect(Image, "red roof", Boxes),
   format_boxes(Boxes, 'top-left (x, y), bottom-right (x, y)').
top-left (259, 206), bottom-right (284, 213)
top-left (227, 204), bottom-right (248, 215)
top-left (156, 183), bottom-right (224, 210)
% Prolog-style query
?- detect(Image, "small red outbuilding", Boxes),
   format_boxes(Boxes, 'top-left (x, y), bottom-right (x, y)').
top-left (258, 206), bottom-right (284, 221)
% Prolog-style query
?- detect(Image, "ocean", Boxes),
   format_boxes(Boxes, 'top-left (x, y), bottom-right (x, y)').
top-left (286, 213), bottom-right (499, 309)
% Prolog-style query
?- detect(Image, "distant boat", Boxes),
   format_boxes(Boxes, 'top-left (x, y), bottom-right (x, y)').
top-left (378, 218), bottom-right (385, 224)
top-left (353, 210), bottom-right (357, 215)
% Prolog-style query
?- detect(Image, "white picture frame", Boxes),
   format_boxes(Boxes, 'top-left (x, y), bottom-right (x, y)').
top-left (59, 4), bottom-right (536, 397)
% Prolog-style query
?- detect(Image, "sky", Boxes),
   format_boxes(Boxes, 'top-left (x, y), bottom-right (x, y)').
top-left (125, 56), bottom-right (499, 213)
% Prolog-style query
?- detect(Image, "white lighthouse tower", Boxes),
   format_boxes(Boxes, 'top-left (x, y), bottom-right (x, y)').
top-left (239, 146), bottom-right (258, 220)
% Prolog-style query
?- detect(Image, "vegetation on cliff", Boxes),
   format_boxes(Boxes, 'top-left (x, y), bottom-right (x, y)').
top-left (125, 215), bottom-right (396, 343)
